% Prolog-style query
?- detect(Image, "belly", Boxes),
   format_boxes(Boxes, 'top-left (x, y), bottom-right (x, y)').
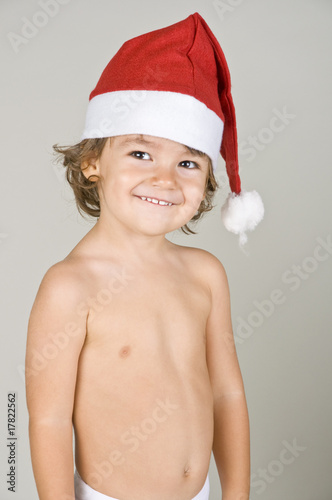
top-left (73, 328), bottom-right (214, 500)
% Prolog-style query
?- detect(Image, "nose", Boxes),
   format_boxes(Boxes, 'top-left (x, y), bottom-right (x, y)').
top-left (151, 163), bottom-right (177, 189)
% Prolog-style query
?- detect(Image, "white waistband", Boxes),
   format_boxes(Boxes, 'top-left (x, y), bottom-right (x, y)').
top-left (74, 470), bottom-right (209, 500)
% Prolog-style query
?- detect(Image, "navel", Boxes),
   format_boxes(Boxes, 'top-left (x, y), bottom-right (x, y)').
top-left (183, 465), bottom-right (191, 477)
top-left (119, 345), bottom-right (131, 358)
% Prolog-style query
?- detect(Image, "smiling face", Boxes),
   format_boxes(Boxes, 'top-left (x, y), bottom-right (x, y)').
top-left (81, 134), bottom-right (210, 237)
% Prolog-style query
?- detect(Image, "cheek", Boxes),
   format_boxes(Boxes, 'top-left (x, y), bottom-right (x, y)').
top-left (99, 168), bottom-right (131, 196)
top-left (184, 183), bottom-right (206, 212)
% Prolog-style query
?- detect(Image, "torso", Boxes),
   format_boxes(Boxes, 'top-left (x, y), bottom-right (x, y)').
top-left (72, 243), bottom-right (214, 500)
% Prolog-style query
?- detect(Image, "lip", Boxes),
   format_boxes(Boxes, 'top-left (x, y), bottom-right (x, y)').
top-left (134, 195), bottom-right (176, 206)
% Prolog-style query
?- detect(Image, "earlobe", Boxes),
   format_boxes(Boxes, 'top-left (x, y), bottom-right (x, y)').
top-left (81, 159), bottom-right (100, 182)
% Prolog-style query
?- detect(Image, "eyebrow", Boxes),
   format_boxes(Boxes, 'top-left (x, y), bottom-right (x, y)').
top-left (116, 135), bottom-right (207, 158)
top-left (117, 136), bottom-right (155, 149)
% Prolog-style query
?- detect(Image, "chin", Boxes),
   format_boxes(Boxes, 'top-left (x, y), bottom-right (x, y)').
top-left (133, 219), bottom-right (182, 236)
top-left (137, 224), bottom-right (176, 236)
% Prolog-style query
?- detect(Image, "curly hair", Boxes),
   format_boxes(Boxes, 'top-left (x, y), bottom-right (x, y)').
top-left (53, 137), bottom-right (218, 234)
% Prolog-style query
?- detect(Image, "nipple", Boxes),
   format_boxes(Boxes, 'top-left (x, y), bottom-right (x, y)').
top-left (119, 345), bottom-right (131, 358)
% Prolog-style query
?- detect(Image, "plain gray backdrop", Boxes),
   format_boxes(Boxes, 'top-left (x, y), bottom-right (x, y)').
top-left (1, 0), bottom-right (332, 499)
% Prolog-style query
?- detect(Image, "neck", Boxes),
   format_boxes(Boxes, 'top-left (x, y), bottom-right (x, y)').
top-left (84, 213), bottom-right (171, 264)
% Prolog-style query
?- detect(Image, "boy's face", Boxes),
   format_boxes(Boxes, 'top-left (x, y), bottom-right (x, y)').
top-left (84, 134), bottom-right (210, 236)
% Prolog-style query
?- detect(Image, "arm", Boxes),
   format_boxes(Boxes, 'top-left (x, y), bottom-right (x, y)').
top-left (205, 257), bottom-right (250, 500)
top-left (25, 263), bottom-right (87, 500)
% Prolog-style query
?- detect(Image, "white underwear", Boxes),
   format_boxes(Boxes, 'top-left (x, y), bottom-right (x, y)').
top-left (74, 469), bottom-right (210, 500)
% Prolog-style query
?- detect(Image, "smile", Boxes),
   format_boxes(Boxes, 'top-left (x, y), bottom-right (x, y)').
top-left (137, 196), bottom-right (173, 206)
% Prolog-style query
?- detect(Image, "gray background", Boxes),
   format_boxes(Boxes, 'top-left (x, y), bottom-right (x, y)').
top-left (1, 0), bottom-right (332, 498)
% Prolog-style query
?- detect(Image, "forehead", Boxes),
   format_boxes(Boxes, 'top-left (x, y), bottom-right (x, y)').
top-left (112, 134), bottom-right (208, 158)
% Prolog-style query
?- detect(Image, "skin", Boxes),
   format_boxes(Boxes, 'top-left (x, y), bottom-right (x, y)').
top-left (26, 134), bottom-right (250, 500)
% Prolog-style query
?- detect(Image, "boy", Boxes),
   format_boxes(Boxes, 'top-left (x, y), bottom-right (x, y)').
top-left (26, 12), bottom-right (263, 500)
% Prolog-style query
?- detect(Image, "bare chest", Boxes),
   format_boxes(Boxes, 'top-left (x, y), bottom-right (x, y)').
top-left (80, 265), bottom-right (211, 366)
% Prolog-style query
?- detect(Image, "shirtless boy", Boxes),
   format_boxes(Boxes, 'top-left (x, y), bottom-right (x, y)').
top-left (26, 12), bottom-right (263, 500)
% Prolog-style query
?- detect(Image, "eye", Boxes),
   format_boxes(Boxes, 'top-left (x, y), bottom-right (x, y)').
top-left (130, 151), bottom-right (151, 160)
top-left (179, 160), bottom-right (199, 169)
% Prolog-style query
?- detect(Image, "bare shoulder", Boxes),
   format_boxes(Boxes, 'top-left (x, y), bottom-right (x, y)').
top-left (26, 257), bottom-right (90, 372)
top-left (171, 244), bottom-right (229, 291)
top-left (31, 256), bottom-right (91, 319)
top-left (37, 258), bottom-right (85, 296)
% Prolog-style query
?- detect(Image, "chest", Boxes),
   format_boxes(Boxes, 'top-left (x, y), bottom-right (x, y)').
top-left (83, 264), bottom-right (211, 353)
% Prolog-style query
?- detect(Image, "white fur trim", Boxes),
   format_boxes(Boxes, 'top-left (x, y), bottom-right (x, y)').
top-left (81, 90), bottom-right (223, 170)
top-left (221, 190), bottom-right (264, 246)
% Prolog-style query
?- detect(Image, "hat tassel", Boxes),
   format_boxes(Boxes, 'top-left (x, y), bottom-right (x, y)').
top-left (221, 190), bottom-right (264, 246)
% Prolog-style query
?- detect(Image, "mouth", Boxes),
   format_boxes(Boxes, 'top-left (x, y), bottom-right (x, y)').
top-left (135, 196), bottom-right (174, 206)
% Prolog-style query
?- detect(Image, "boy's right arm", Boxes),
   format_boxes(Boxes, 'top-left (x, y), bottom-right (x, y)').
top-left (25, 262), bottom-right (88, 500)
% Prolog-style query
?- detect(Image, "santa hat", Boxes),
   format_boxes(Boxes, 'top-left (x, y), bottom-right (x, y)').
top-left (82, 12), bottom-right (264, 245)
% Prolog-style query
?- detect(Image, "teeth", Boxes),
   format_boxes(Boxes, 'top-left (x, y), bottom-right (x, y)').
top-left (139, 196), bottom-right (172, 206)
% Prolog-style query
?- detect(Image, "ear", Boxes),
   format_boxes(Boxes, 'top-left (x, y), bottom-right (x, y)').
top-left (81, 157), bottom-right (100, 182)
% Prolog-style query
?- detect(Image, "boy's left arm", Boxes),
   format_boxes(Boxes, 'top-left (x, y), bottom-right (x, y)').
top-left (205, 256), bottom-right (250, 500)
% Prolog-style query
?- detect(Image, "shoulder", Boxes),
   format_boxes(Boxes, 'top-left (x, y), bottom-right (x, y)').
top-left (171, 244), bottom-right (229, 291)
top-left (172, 243), bottom-right (227, 272)
top-left (39, 259), bottom-right (82, 291)
top-left (32, 257), bottom-right (89, 312)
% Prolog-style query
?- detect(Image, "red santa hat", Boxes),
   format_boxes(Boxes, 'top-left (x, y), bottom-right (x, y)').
top-left (82, 12), bottom-right (264, 245)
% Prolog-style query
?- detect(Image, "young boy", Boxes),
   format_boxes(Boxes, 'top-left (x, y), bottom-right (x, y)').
top-left (26, 12), bottom-right (263, 500)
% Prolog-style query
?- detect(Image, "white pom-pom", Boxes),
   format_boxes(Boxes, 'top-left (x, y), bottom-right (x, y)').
top-left (221, 190), bottom-right (264, 246)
